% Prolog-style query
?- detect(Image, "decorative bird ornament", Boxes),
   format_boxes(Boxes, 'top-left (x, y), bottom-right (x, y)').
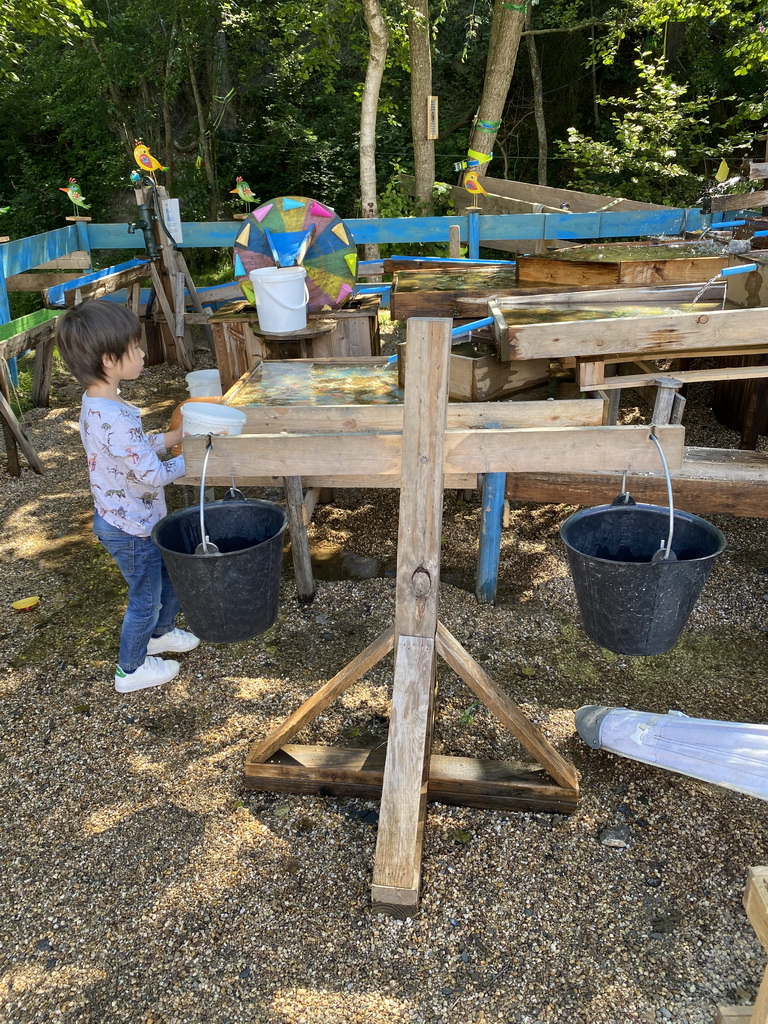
top-left (59, 177), bottom-right (90, 216)
top-left (230, 176), bottom-right (257, 207)
top-left (129, 169), bottom-right (142, 187)
top-left (463, 170), bottom-right (488, 197)
top-left (133, 141), bottom-right (167, 181)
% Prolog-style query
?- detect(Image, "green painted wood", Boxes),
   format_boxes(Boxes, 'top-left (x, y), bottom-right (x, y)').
top-left (0, 307), bottom-right (61, 344)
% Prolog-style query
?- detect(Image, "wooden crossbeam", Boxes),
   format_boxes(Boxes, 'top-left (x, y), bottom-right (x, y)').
top-left (581, 365), bottom-right (768, 391)
top-left (181, 423), bottom-right (684, 482)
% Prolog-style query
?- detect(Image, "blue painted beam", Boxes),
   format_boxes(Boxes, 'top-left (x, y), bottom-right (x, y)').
top-left (476, 465), bottom-right (506, 604)
top-left (44, 258), bottom-right (151, 307)
top-left (85, 208), bottom-right (732, 251)
top-left (2, 226), bottom-right (80, 277)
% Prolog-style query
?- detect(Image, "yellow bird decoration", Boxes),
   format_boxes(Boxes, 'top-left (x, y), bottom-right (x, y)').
top-left (133, 141), bottom-right (168, 180)
top-left (463, 169), bottom-right (488, 196)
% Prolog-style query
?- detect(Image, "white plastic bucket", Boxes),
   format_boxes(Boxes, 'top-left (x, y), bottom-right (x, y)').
top-left (185, 369), bottom-right (222, 398)
top-left (181, 402), bottom-right (246, 437)
top-left (249, 266), bottom-right (309, 333)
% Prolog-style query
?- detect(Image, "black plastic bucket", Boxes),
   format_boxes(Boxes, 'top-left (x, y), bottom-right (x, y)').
top-left (152, 496), bottom-right (288, 643)
top-left (559, 500), bottom-right (726, 656)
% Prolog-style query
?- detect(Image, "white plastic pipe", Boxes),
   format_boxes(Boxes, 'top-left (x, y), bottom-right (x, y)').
top-left (575, 706), bottom-right (768, 801)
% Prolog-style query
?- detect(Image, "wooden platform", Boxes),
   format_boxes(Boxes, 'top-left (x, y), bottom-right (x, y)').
top-left (716, 867), bottom-right (768, 1023)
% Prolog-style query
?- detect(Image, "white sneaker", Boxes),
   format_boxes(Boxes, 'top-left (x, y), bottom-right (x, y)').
top-left (146, 628), bottom-right (201, 656)
top-left (115, 656), bottom-right (180, 693)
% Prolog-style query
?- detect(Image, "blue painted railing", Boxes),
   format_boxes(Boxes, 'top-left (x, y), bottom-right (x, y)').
top-left (0, 204), bottom-right (741, 353)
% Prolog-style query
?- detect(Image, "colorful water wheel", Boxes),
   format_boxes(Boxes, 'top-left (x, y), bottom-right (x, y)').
top-left (232, 196), bottom-right (357, 311)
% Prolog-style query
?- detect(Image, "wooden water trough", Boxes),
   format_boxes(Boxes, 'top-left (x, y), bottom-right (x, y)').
top-left (515, 240), bottom-right (731, 287)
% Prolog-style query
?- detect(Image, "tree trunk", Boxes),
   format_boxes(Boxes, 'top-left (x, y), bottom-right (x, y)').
top-left (526, 5), bottom-right (547, 185)
top-left (162, 21), bottom-right (177, 191)
top-left (360, 0), bottom-right (389, 262)
top-left (466, 0), bottom-right (526, 178)
top-left (186, 45), bottom-right (218, 219)
top-left (407, 0), bottom-right (435, 215)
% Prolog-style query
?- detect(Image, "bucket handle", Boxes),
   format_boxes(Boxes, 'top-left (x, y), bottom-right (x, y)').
top-left (648, 426), bottom-right (675, 561)
top-left (253, 278), bottom-right (310, 312)
top-left (197, 438), bottom-right (220, 554)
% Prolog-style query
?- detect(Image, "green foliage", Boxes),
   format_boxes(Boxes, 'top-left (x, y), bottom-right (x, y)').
top-left (558, 53), bottom-right (752, 204)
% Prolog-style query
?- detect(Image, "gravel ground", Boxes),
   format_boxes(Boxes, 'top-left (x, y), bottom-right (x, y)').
top-left (1, 319), bottom-right (767, 1024)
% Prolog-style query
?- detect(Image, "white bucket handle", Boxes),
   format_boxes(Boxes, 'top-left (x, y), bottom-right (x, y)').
top-left (253, 280), bottom-right (309, 312)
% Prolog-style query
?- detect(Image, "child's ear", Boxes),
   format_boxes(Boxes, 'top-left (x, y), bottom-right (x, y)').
top-left (102, 353), bottom-right (118, 370)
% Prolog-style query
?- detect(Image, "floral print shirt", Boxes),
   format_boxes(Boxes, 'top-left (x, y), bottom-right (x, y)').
top-left (80, 395), bottom-right (185, 537)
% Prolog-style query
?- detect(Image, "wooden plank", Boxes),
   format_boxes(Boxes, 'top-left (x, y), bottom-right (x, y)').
top-left (745, 867), bottom-right (768, 951)
top-left (5, 271), bottom-right (84, 292)
top-left (436, 623), bottom-right (578, 791)
top-left (581, 365), bottom-right (768, 391)
top-left (35, 250), bottom-right (91, 271)
top-left (245, 627), bottom-right (395, 765)
top-left (181, 424), bottom-right (685, 479)
top-left (0, 307), bottom-right (60, 347)
top-left (372, 635), bottom-right (437, 916)
top-left (42, 259), bottom-right (151, 308)
top-left (750, 163), bottom-right (768, 180)
top-left (505, 305), bottom-right (768, 362)
top-left (711, 190), bottom-right (768, 213)
top-left (505, 447), bottom-right (768, 517)
top-left (179, 471), bottom-right (479, 490)
top-left (235, 398), bottom-right (606, 434)
top-left (245, 744), bottom-right (577, 812)
top-left (716, 1008), bottom-right (754, 1023)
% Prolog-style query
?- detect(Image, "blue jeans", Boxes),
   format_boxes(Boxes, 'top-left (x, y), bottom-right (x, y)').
top-left (93, 512), bottom-right (180, 673)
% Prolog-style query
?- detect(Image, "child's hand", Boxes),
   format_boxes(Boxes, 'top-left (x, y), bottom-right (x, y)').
top-left (164, 427), bottom-right (183, 455)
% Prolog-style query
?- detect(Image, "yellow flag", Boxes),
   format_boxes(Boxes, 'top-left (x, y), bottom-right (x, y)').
top-left (715, 158), bottom-right (729, 183)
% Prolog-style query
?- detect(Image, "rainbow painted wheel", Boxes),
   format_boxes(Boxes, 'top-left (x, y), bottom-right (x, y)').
top-left (232, 195), bottom-right (357, 311)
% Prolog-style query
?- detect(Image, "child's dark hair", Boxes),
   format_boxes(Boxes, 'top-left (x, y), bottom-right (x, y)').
top-left (57, 300), bottom-right (142, 386)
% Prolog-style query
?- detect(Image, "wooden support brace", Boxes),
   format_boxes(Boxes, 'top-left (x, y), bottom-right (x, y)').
top-left (436, 623), bottom-right (578, 791)
top-left (282, 475), bottom-right (315, 604)
top-left (0, 389), bottom-right (44, 475)
top-left (245, 626), bottom-right (395, 766)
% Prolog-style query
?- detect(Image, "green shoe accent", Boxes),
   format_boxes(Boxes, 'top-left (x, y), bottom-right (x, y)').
top-left (115, 666), bottom-right (126, 678)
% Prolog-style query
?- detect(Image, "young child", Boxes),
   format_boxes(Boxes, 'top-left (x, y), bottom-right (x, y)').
top-left (57, 300), bottom-right (199, 694)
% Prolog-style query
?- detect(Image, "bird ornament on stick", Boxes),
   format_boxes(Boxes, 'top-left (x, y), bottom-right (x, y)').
top-left (230, 176), bottom-right (257, 208)
top-left (133, 140), bottom-right (167, 181)
top-left (463, 169), bottom-right (488, 197)
top-left (59, 177), bottom-right (90, 217)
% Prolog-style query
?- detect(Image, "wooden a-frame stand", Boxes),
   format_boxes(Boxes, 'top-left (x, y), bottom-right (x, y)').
top-left (185, 318), bottom-right (684, 917)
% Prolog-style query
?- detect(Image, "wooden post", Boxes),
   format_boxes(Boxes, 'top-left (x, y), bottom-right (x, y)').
top-left (372, 317), bottom-right (451, 916)
top-left (282, 475), bottom-right (315, 603)
top-left (449, 224), bottom-right (461, 259)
